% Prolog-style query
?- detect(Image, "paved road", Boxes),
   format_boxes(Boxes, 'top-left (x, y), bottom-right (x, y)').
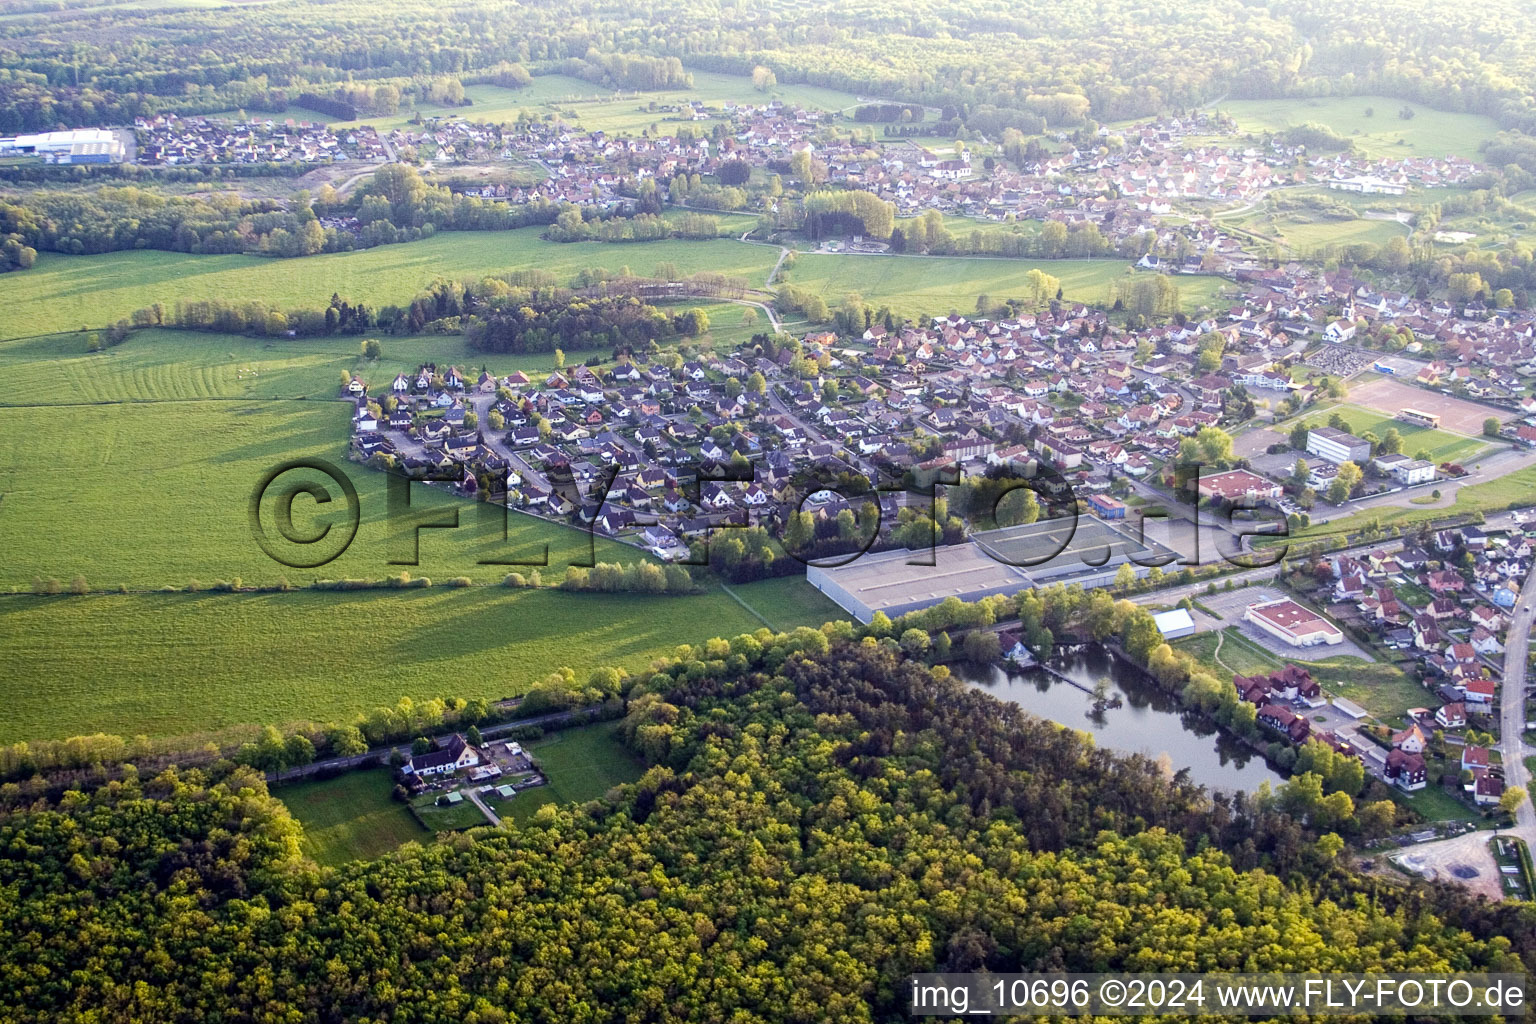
top-left (1337, 446), bottom-right (1536, 517)
top-left (466, 786), bottom-right (502, 826)
top-left (1384, 561), bottom-right (1535, 898)
top-left (1496, 565), bottom-right (1535, 838)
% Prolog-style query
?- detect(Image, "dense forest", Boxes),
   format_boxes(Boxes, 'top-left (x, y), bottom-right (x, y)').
top-left (0, 635), bottom-right (1531, 1022)
top-left (3, 0), bottom-right (1536, 134)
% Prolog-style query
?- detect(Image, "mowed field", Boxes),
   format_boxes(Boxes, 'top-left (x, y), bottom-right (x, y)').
top-left (0, 399), bottom-right (644, 588)
top-left (2, 230), bottom-right (781, 341)
top-left (784, 254), bottom-right (1231, 320)
top-left (497, 722), bottom-right (648, 824)
top-left (0, 577), bottom-right (840, 743)
top-left (1264, 216), bottom-right (1406, 254)
top-left (0, 313), bottom-right (763, 408)
top-left (1302, 402), bottom-right (1492, 463)
top-left (1347, 376), bottom-right (1517, 433)
top-left (276, 769), bottom-right (426, 866)
top-left (1214, 96), bottom-right (1501, 161)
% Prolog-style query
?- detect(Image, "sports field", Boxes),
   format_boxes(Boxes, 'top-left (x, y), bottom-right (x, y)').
top-left (1346, 378), bottom-right (1515, 435)
top-left (1214, 96), bottom-right (1501, 161)
top-left (1301, 403), bottom-right (1489, 464)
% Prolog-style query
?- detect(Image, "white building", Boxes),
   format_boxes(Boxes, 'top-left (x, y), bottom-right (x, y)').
top-left (0, 128), bottom-right (125, 164)
top-left (1392, 459), bottom-right (1435, 485)
top-left (1307, 426), bottom-right (1370, 465)
top-left (1152, 608), bottom-right (1196, 639)
top-left (1244, 598), bottom-right (1344, 647)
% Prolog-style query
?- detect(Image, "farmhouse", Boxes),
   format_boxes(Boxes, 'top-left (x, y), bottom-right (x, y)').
top-left (1243, 598), bottom-right (1344, 648)
top-left (403, 734), bottom-right (481, 776)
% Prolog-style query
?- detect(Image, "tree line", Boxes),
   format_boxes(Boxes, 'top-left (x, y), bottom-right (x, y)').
top-left (1, 626), bottom-right (1532, 1022)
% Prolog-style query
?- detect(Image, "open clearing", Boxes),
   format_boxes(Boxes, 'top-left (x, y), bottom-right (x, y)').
top-left (276, 769), bottom-right (424, 866)
top-left (784, 254), bottom-right (1230, 320)
top-left (1260, 216), bottom-right (1406, 254)
top-left (0, 315), bottom-right (760, 408)
top-left (0, 399), bottom-right (647, 588)
top-left (2, 230), bottom-right (779, 342)
top-left (1346, 378), bottom-right (1514, 435)
top-left (1173, 627), bottom-right (1430, 720)
top-left (0, 577), bottom-right (838, 743)
top-left (500, 721), bottom-right (648, 824)
top-left (332, 70), bottom-right (868, 135)
top-left (1214, 96), bottom-right (1501, 161)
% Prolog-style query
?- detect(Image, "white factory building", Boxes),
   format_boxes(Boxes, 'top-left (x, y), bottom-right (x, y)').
top-left (0, 128), bottom-right (125, 164)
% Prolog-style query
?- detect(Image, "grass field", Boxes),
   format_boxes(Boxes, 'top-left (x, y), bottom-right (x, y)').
top-left (0, 310), bottom-right (764, 408)
top-left (783, 254), bottom-right (1231, 320)
top-left (502, 721), bottom-right (647, 824)
top-left (0, 399), bottom-right (652, 588)
top-left (1173, 627), bottom-right (1429, 719)
top-left (2, 230), bottom-right (781, 342)
top-left (330, 70), bottom-right (866, 136)
top-left (724, 574), bottom-right (843, 631)
top-left (276, 769), bottom-right (424, 866)
top-left (1214, 97), bottom-right (1501, 161)
top-left (1275, 461), bottom-right (1536, 545)
top-left (1304, 403), bottom-right (1490, 464)
top-left (0, 575), bottom-right (835, 743)
top-left (1263, 216), bottom-right (1406, 253)
top-left (319, 69), bottom-right (872, 138)
top-left (411, 789), bottom-right (491, 830)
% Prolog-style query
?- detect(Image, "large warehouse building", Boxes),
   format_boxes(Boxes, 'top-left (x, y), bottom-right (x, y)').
top-left (0, 128), bottom-right (125, 164)
top-left (806, 516), bottom-right (1177, 624)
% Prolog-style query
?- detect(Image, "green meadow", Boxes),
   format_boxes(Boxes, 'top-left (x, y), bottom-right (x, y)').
top-left (1264, 216), bottom-right (1407, 254)
top-left (2, 230), bottom-right (780, 342)
top-left (1215, 96), bottom-right (1501, 161)
top-left (0, 398), bottom-right (647, 588)
top-left (0, 578), bottom-right (840, 743)
top-left (332, 70), bottom-right (866, 135)
top-left (1303, 403), bottom-right (1490, 463)
top-left (1172, 628), bottom-right (1429, 720)
top-left (276, 769), bottom-right (426, 866)
top-left (498, 721), bottom-right (648, 824)
top-left (783, 253), bottom-right (1231, 319)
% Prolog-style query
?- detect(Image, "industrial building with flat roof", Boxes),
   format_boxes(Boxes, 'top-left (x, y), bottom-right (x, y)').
top-left (806, 516), bottom-right (1177, 624)
top-left (1243, 598), bottom-right (1343, 647)
top-left (0, 128), bottom-right (125, 164)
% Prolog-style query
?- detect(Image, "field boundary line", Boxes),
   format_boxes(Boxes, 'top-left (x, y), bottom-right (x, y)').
top-left (718, 582), bottom-right (774, 629)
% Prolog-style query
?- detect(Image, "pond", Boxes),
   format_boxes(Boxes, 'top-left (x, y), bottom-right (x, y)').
top-left (955, 645), bottom-right (1285, 793)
